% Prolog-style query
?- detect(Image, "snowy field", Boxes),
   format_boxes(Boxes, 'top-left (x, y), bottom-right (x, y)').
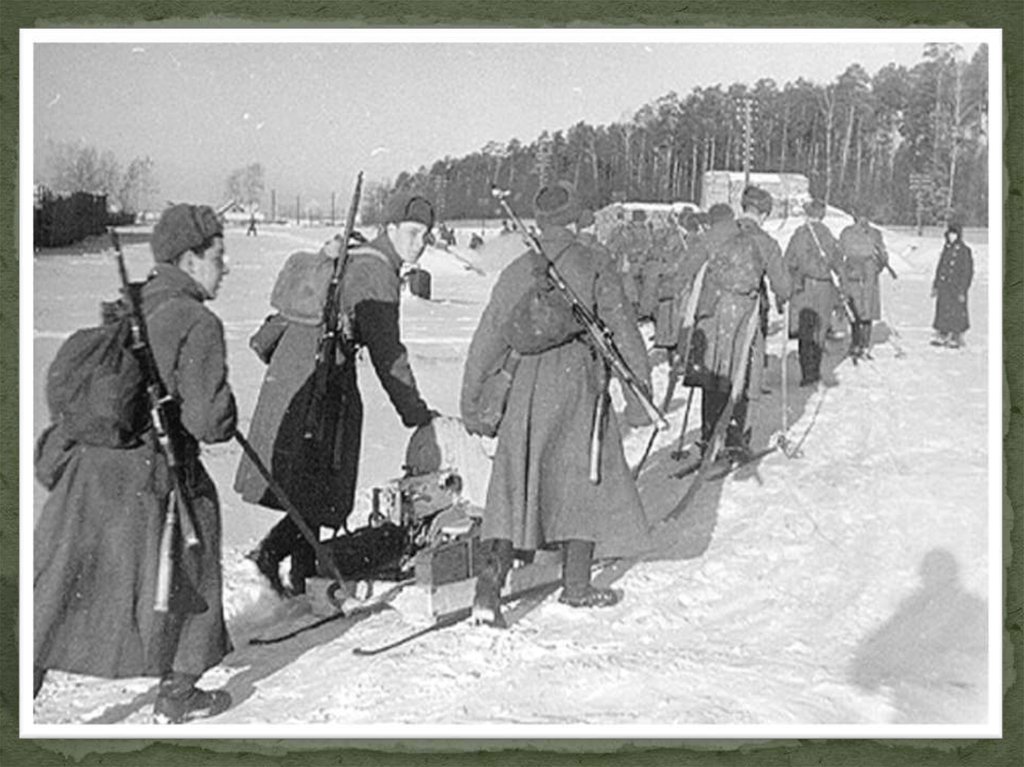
top-left (27, 213), bottom-right (995, 734)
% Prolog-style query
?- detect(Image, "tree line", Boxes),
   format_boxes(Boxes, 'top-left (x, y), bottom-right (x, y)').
top-left (375, 43), bottom-right (988, 227)
top-left (38, 140), bottom-right (159, 216)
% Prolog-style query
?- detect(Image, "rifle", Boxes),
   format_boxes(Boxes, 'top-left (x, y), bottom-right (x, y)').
top-left (110, 228), bottom-right (198, 613)
top-left (491, 187), bottom-right (668, 431)
top-left (303, 172), bottom-right (364, 442)
top-left (806, 220), bottom-right (860, 325)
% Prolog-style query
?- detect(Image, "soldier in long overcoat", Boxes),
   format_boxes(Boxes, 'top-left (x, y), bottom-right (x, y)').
top-left (931, 223), bottom-right (974, 348)
top-left (685, 188), bottom-right (790, 461)
top-left (34, 204), bottom-right (237, 723)
top-left (838, 212), bottom-right (890, 359)
top-left (234, 193), bottom-right (435, 596)
top-left (784, 199), bottom-right (846, 386)
top-left (461, 182), bottom-right (653, 626)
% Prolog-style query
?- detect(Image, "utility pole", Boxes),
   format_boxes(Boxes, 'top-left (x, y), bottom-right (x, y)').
top-left (296, 194), bottom-right (300, 226)
top-left (271, 189), bottom-right (276, 221)
top-left (331, 191), bottom-right (336, 226)
top-left (741, 96), bottom-right (754, 188)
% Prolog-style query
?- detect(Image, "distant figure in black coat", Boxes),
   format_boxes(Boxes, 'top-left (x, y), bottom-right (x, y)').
top-left (931, 223), bottom-right (974, 349)
top-left (246, 212), bottom-right (258, 237)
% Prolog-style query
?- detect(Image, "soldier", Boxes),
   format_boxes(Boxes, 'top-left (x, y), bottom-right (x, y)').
top-left (648, 214), bottom-right (689, 347)
top-left (235, 192), bottom-right (436, 597)
top-left (461, 181), bottom-right (653, 627)
top-left (34, 204), bottom-right (237, 723)
top-left (684, 187), bottom-right (790, 463)
top-left (784, 199), bottom-right (846, 386)
top-left (838, 210), bottom-right (890, 359)
top-left (931, 222), bottom-right (974, 348)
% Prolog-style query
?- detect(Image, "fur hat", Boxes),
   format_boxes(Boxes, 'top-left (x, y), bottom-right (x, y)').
top-left (533, 181), bottom-right (582, 228)
top-left (945, 222), bottom-right (963, 238)
top-left (151, 204), bottom-right (223, 263)
top-left (708, 203), bottom-right (735, 225)
top-left (804, 199), bottom-right (826, 219)
top-left (383, 192), bottom-right (435, 230)
top-left (740, 186), bottom-right (773, 215)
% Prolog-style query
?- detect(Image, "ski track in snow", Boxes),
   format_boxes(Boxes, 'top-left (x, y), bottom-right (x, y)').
top-left (30, 221), bottom-right (991, 728)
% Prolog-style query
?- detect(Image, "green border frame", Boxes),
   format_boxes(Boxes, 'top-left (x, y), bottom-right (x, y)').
top-left (2, 1), bottom-right (1020, 765)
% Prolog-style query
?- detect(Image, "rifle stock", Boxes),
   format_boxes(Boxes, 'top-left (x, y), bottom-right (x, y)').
top-left (490, 187), bottom-right (668, 430)
top-left (110, 228), bottom-right (197, 613)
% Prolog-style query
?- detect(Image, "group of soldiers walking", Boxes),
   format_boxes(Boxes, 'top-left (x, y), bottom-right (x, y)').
top-left (33, 174), bottom-right (973, 724)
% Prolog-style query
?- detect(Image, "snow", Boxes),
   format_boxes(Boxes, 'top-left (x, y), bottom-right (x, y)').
top-left (27, 218), bottom-right (995, 736)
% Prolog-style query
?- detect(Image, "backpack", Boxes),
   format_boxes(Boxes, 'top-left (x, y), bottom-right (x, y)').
top-left (708, 232), bottom-right (763, 294)
top-left (44, 296), bottom-right (150, 449)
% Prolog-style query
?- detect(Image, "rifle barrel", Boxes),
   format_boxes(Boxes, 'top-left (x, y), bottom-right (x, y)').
top-left (490, 188), bottom-right (667, 430)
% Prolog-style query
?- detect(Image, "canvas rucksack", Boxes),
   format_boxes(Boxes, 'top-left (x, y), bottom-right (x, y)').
top-left (44, 295), bottom-right (150, 449)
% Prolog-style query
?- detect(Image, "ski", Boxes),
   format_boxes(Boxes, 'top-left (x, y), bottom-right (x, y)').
top-left (351, 582), bottom-right (559, 657)
top-left (250, 579), bottom-right (413, 646)
top-left (352, 607), bottom-right (472, 656)
top-left (656, 303), bottom-right (762, 527)
top-left (669, 444), bottom-right (777, 481)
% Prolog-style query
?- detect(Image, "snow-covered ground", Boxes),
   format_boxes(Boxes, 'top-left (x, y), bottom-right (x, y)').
top-left (27, 214), bottom-right (995, 735)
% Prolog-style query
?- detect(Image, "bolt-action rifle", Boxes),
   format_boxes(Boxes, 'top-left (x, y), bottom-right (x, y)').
top-left (491, 186), bottom-right (668, 431)
top-left (806, 220), bottom-right (861, 325)
top-left (110, 228), bottom-right (199, 613)
top-left (303, 172), bottom-right (364, 443)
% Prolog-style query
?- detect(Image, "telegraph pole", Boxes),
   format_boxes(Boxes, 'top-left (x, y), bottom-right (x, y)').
top-left (741, 96), bottom-right (754, 188)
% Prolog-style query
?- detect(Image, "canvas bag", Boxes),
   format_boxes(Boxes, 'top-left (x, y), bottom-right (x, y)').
top-left (44, 297), bottom-right (149, 449)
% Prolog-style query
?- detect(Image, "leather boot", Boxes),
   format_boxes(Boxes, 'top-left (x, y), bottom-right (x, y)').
top-left (153, 672), bottom-right (232, 724)
top-left (472, 538), bottom-right (513, 628)
top-left (246, 517), bottom-right (304, 598)
top-left (288, 537), bottom-right (318, 596)
top-left (559, 540), bottom-right (620, 608)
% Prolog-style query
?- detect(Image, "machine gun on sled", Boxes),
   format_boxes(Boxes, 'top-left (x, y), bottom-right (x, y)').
top-left (303, 423), bottom-right (563, 623)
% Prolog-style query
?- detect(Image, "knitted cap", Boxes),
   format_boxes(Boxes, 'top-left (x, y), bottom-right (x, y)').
top-left (740, 186), bottom-right (773, 215)
top-left (383, 192), bottom-right (435, 230)
top-left (151, 204), bottom-right (223, 263)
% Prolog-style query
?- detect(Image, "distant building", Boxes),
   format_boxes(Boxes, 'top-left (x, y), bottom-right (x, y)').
top-left (700, 171), bottom-right (809, 219)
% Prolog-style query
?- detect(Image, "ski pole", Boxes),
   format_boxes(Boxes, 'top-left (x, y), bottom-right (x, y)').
top-left (670, 387), bottom-right (695, 461)
top-left (776, 303), bottom-right (801, 459)
top-left (233, 430), bottom-right (348, 600)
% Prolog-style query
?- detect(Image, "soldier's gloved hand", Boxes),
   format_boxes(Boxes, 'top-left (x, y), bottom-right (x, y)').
top-left (775, 296), bottom-right (786, 314)
top-left (958, 294), bottom-right (966, 303)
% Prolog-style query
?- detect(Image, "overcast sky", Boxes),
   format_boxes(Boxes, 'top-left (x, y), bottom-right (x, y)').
top-left (32, 38), bottom-right (982, 209)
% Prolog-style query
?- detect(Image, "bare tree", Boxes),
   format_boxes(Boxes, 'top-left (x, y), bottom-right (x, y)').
top-left (225, 162), bottom-right (266, 208)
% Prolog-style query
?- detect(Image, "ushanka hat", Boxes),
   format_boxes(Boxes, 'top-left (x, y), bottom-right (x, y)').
top-left (740, 185), bottom-right (773, 215)
top-left (151, 204), bottom-right (223, 263)
top-left (708, 203), bottom-right (735, 225)
top-left (804, 199), bottom-right (826, 219)
top-left (383, 192), bottom-right (435, 230)
top-left (533, 181), bottom-right (583, 228)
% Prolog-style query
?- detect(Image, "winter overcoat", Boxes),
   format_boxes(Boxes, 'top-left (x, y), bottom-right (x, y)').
top-left (785, 221), bottom-right (845, 344)
top-left (461, 225), bottom-right (654, 559)
top-left (234, 234), bottom-right (431, 529)
top-left (34, 264), bottom-right (237, 679)
top-left (685, 218), bottom-right (790, 396)
top-left (932, 237), bottom-right (973, 334)
top-left (839, 222), bottom-right (888, 321)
